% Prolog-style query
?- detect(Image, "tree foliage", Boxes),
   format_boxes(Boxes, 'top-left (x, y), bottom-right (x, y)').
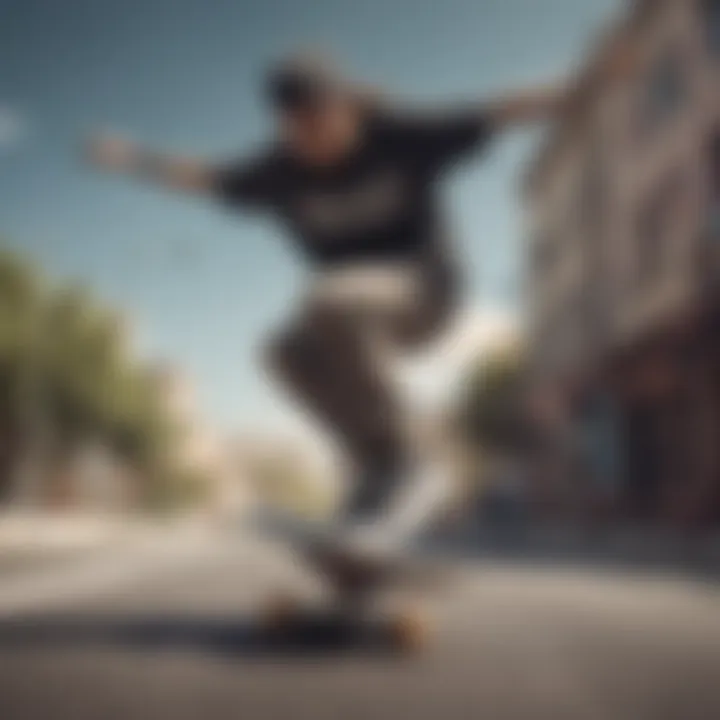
top-left (0, 247), bottom-right (179, 506)
top-left (456, 343), bottom-right (530, 453)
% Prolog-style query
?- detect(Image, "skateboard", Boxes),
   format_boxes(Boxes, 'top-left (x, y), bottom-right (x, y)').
top-left (256, 514), bottom-right (446, 654)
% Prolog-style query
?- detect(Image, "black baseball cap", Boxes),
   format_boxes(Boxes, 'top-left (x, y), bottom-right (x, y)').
top-left (264, 53), bottom-right (345, 112)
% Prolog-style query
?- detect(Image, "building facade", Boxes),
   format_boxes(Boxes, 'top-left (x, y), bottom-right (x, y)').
top-left (525, 0), bottom-right (720, 526)
top-left (149, 363), bottom-right (246, 513)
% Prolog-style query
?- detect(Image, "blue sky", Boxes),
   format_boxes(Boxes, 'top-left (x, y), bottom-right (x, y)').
top-left (0, 0), bottom-right (620, 433)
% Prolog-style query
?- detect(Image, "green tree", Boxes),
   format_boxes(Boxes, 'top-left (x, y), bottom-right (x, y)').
top-left (456, 343), bottom-right (529, 454)
top-left (0, 250), bottom-right (44, 500)
top-left (0, 246), bottom-right (182, 508)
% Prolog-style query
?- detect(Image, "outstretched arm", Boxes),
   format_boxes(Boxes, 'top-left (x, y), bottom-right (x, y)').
top-left (483, 36), bottom-right (638, 130)
top-left (482, 83), bottom-right (570, 130)
top-left (84, 132), bottom-right (278, 209)
top-left (85, 133), bottom-right (215, 195)
top-left (387, 81), bottom-right (571, 175)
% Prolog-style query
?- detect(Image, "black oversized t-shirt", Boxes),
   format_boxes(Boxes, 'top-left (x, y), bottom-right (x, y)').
top-left (214, 108), bottom-right (493, 269)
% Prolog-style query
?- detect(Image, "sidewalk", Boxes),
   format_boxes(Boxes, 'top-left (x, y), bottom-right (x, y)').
top-left (442, 519), bottom-right (720, 578)
top-left (0, 510), bottom-right (227, 574)
top-left (0, 511), bottom-right (237, 615)
top-left (0, 511), bottom-right (129, 556)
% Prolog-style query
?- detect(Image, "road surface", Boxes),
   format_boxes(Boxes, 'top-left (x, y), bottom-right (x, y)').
top-left (1, 529), bottom-right (719, 720)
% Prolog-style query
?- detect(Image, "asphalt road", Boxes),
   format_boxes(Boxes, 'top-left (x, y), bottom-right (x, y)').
top-left (1, 531), bottom-right (719, 720)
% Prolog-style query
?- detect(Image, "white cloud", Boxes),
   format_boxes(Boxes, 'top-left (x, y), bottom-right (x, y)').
top-left (0, 107), bottom-right (26, 150)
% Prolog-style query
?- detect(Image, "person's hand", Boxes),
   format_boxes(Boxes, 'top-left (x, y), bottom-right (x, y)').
top-left (83, 132), bottom-right (213, 194)
top-left (85, 132), bottom-right (140, 172)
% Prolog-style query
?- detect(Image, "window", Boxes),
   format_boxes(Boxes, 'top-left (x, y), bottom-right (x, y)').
top-left (579, 156), bottom-right (604, 231)
top-left (634, 172), bottom-right (684, 285)
top-left (712, 133), bottom-right (720, 196)
top-left (704, 0), bottom-right (720, 57)
top-left (636, 200), bottom-right (663, 284)
top-left (709, 133), bottom-right (720, 237)
top-left (637, 48), bottom-right (686, 138)
top-left (578, 140), bottom-right (607, 251)
top-left (531, 232), bottom-right (559, 280)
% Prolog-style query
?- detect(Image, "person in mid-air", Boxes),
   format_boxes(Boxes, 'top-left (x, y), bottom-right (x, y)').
top-left (87, 53), bottom-right (570, 537)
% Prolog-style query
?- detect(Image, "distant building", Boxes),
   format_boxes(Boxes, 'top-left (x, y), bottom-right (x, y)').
top-left (69, 441), bottom-right (138, 510)
top-left (149, 363), bottom-right (248, 513)
top-left (525, 0), bottom-right (720, 525)
top-left (229, 431), bottom-right (338, 517)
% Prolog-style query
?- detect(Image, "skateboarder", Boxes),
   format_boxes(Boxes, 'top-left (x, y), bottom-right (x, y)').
top-left (87, 53), bottom-right (569, 536)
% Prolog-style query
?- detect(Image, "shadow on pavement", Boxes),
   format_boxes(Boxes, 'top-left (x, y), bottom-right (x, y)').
top-left (0, 613), bottom-right (413, 660)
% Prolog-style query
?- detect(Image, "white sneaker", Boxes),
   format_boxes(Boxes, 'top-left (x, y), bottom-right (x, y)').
top-left (343, 459), bottom-right (456, 553)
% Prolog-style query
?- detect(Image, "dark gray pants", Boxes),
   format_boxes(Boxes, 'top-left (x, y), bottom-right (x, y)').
top-left (264, 260), bottom-right (457, 501)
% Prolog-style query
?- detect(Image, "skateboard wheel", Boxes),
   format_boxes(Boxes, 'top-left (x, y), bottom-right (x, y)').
top-left (387, 606), bottom-right (429, 654)
top-left (260, 591), bottom-right (302, 631)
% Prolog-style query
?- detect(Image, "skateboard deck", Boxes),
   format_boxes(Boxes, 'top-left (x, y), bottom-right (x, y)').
top-left (259, 590), bottom-right (430, 653)
top-left (254, 510), bottom-right (448, 652)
